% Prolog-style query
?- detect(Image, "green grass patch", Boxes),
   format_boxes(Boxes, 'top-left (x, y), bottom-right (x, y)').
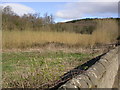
top-left (2, 51), bottom-right (95, 88)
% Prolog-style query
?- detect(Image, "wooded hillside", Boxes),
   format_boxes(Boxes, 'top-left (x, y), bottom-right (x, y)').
top-left (2, 6), bottom-right (120, 36)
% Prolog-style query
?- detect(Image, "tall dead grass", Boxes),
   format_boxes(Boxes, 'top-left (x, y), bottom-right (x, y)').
top-left (91, 19), bottom-right (118, 46)
top-left (2, 19), bottom-right (118, 49)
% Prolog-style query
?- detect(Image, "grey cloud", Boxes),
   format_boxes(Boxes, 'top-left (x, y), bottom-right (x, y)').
top-left (55, 2), bottom-right (118, 19)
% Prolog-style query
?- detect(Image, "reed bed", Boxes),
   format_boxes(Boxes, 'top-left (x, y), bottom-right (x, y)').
top-left (2, 19), bottom-right (118, 49)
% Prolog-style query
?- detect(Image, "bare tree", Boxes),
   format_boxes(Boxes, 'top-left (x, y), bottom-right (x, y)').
top-left (3, 6), bottom-right (15, 15)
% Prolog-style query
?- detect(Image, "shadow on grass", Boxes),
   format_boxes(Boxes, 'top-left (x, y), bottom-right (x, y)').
top-left (49, 51), bottom-right (108, 90)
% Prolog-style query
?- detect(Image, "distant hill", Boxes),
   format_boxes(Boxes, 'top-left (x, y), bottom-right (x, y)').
top-left (65, 18), bottom-right (120, 23)
top-left (55, 18), bottom-right (120, 34)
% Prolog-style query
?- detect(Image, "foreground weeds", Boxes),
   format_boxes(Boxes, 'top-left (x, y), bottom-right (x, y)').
top-left (2, 51), bottom-right (95, 88)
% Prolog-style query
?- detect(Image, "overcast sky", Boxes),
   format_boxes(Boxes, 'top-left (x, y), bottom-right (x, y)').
top-left (1, 1), bottom-right (119, 22)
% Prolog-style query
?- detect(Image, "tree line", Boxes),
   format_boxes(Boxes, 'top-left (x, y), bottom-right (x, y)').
top-left (2, 6), bottom-right (120, 35)
top-left (2, 6), bottom-right (96, 34)
top-left (2, 6), bottom-right (54, 31)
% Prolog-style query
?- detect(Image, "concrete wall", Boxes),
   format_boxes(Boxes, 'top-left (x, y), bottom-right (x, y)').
top-left (58, 47), bottom-right (119, 89)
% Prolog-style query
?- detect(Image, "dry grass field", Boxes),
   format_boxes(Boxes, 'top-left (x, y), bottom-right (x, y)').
top-left (2, 20), bottom-right (118, 49)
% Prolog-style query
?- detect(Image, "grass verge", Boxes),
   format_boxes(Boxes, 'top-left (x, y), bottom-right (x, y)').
top-left (2, 51), bottom-right (95, 88)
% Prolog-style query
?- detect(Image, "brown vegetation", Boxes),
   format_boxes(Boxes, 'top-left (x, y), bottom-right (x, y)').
top-left (2, 19), bottom-right (118, 49)
top-left (2, 6), bottom-right (119, 50)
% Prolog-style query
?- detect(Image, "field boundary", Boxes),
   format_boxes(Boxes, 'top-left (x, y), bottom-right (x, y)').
top-left (57, 46), bottom-right (119, 89)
